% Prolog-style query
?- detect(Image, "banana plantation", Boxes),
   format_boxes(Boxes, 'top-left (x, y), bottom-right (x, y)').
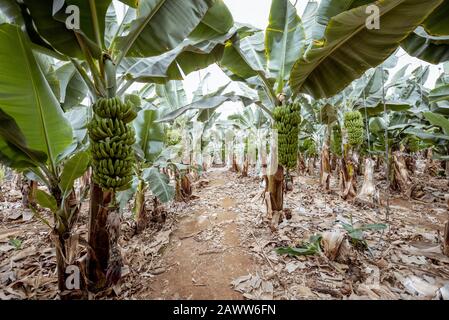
top-left (1, 0), bottom-right (449, 301)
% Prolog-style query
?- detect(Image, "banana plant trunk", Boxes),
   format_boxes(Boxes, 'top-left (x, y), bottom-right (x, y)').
top-left (241, 156), bottom-right (249, 177)
top-left (21, 176), bottom-right (37, 208)
top-left (87, 184), bottom-right (113, 289)
top-left (356, 158), bottom-right (379, 205)
top-left (320, 141), bottom-right (331, 191)
top-left (340, 145), bottom-right (357, 201)
top-left (391, 151), bottom-right (412, 194)
top-left (53, 190), bottom-right (84, 298)
top-left (267, 165), bottom-right (284, 214)
top-left (424, 148), bottom-right (438, 176)
top-left (297, 153), bottom-right (306, 175)
top-left (265, 125), bottom-right (284, 227)
top-left (444, 221), bottom-right (449, 257)
top-left (134, 180), bottom-right (148, 233)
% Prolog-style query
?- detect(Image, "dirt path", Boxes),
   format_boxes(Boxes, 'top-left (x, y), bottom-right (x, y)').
top-left (145, 169), bottom-right (257, 299)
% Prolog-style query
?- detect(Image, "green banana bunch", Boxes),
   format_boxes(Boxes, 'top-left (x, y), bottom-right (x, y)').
top-left (344, 111), bottom-right (364, 147)
top-left (273, 102), bottom-right (301, 169)
top-left (406, 135), bottom-right (423, 153)
top-left (165, 128), bottom-right (182, 146)
top-left (300, 138), bottom-right (317, 157)
top-left (88, 97), bottom-right (137, 191)
top-left (331, 125), bottom-right (342, 156)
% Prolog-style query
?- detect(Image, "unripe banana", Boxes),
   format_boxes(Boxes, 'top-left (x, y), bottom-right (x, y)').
top-left (344, 111), bottom-right (364, 147)
top-left (89, 97), bottom-right (135, 190)
top-left (274, 103), bottom-right (301, 170)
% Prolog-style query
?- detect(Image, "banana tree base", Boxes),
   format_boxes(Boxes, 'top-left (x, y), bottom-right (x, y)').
top-left (356, 158), bottom-right (379, 206)
top-left (444, 221), bottom-right (449, 257)
top-left (392, 151), bottom-right (413, 195)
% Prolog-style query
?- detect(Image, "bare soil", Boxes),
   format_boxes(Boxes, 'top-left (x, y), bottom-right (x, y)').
top-left (1, 166), bottom-right (449, 300)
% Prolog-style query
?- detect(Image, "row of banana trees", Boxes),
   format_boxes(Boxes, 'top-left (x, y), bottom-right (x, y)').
top-left (1, 0), bottom-right (449, 296)
top-left (210, 0), bottom-right (449, 224)
top-left (0, 0), bottom-right (240, 296)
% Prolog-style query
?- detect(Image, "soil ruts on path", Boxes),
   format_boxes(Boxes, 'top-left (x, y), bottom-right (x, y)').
top-left (145, 169), bottom-right (256, 299)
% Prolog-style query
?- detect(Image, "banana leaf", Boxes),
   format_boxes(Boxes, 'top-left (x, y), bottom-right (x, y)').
top-left (157, 94), bottom-right (239, 123)
top-left (0, 24), bottom-right (72, 172)
top-left (429, 84), bottom-right (449, 103)
top-left (423, 112), bottom-right (449, 135)
top-left (290, 0), bottom-right (443, 99)
top-left (142, 167), bottom-right (174, 203)
top-left (401, 27), bottom-right (449, 64)
top-left (55, 63), bottom-right (89, 111)
top-left (115, 0), bottom-right (216, 60)
top-left (265, 0), bottom-right (305, 93)
top-left (421, 0), bottom-right (449, 36)
top-left (118, 27), bottom-right (236, 83)
top-left (134, 108), bottom-right (165, 163)
top-left (358, 102), bottom-right (411, 117)
top-left (20, 0), bottom-right (108, 58)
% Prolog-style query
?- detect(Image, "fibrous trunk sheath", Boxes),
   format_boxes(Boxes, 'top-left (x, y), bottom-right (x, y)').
top-left (356, 158), bottom-right (379, 205)
top-left (444, 221), bottom-right (449, 257)
top-left (391, 151), bottom-right (412, 194)
top-left (340, 148), bottom-right (357, 201)
top-left (320, 142), bottom-right (331, 191)
top-left (87, 185), bottom-right (113, 289)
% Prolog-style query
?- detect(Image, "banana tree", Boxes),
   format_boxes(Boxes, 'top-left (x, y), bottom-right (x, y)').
top-left (219, 0), bottom-right (442, 225)
top-left (219, 0), bottom-right (305, 225)
top-left (0, 25), bottom-right (90, 295)
top-left (401, 0), bottom-right (449, 65)
top-left (227, 106), bottom-right (270, 176)
top-left (356, 64), bottom-right (441, 195)
top-left (0, 0), bottom-right (234, 292)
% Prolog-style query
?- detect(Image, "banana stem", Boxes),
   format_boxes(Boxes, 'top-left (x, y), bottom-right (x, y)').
top-left (104, 56), bottom-right (117, 99)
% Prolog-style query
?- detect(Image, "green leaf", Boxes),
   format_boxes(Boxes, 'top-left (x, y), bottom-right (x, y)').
top-left (157, 94), bottom-right (237, 123)
top-left (369, 117), bottom-right (387, 133)
top-left (401, 28), bottom-right (449, 64)
top-left (61, 0), bottom-right (112, 48)
top-left (55, 63), bottom-right (89, 110)
top-left (265, 0), bottom-right (305, 93)
top-left (359, 102), bottom-right (412, 117)
top-left (290, 0), bottom-right (444, 99)
top-left (35, 53), bottom-right (61, 101)
top-left (143, 167), bottom-right (174, 203)
top-left (404, 127), bottom-right (449, 141)
top-left (59, 151), bottom-right (90, 198)
top-left (0, 109), bottom-right (47, 169)
top-left (429, 84), bottom-right (449, 103)
top-left (189, 0), bottom-right (234, 39)
top-left (155, 80), bottom-right (188, 115)
top-left (422, 0), bottom-right (449, 36)
top-left (115, 0), bottom-right (215, 60)
top-left (220, 31), bottom-right (270, 82)
top-left (275, 234), bottom-right (322, 257)
top-left (0, 0), bottom-right (63, 56)
top-left (319, 104), bottom-right (337, 125)
top-left (20, 0), bottom-right (82, 58)
top-left (118, 0), bottom-right (139, 8)
top-left (0, 24), bottom-right (73, 172)
top-left (134, 109), bottom-right (165, 162)
top-left (116, 177), bottom-right (139, 211)
top-left (423, 112), bottom-right (449, 135)
top-left (35, 189), bottom-right (58, 213)
top-left (360, 223), bottom-right (388, 231)
top-left (117, 4), bottom-right (235, 83)
top-left (349, 229), bottom-right (364, 241)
